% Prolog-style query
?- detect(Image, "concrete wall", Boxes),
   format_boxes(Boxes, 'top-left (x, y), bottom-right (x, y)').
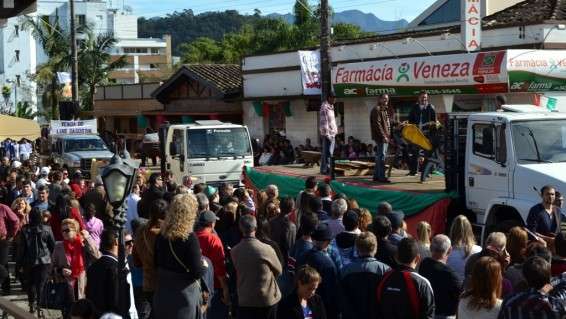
top-left (285, 100), bottom-right (319, 148)
top-left (343, 98), bottom-right (373, 144)
top-left (243, 101), bottom-right (264, 141)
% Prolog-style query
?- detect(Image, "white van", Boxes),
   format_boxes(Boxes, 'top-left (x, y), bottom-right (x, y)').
top-left (163, 120), bottom-right (254, 186)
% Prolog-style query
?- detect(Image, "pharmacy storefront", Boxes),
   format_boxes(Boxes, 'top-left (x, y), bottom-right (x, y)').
top-left (333, 49), bottom-right (566, 113)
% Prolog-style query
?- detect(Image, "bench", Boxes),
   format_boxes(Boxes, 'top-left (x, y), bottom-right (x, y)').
top-left (300, 151), bottom-right (321, 168)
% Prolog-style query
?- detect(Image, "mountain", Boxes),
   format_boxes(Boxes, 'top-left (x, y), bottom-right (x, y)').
top-left (268, 10), bottom-right (408, 33)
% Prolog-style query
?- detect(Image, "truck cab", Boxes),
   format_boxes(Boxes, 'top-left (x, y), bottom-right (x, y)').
top-left (162, 120), bottom-right (254, 187)
top-left (51, 135), bottom-right (114, 175)
top-left (448, 111), bottom-right (566, 237)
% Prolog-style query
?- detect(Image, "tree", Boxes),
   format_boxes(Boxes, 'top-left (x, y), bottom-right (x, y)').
top-left (78, 31), bottom-right (127, 111)
top-left (332, 23), bottom-right (368, 41)
top-left (13, 101), bottom-right (38, 119)
top-left (179, 37), bottom-right (222, 63)
top-left (1, 85), bottom-right (11, 113)
top-left (23, 15), bottom-right (70, 120)
top-left (293, 0), bottom-right (313, 27)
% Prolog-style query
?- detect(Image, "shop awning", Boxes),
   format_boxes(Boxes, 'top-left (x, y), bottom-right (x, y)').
top-left (0, 114), bottom-right (41, 140)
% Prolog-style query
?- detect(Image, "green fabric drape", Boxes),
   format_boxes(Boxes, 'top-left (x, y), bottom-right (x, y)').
top-left (282, 101), bottom-right (292, 117)
top-left (136, 115), bottom-right (148, 128)
top-left (244, 166), bottom-right (457, 216)
top-left (253, 101), bottom-right (263, 116)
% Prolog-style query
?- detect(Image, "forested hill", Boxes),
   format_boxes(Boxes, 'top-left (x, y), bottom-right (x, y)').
top-left (138, 10), bottom-right (259, 55)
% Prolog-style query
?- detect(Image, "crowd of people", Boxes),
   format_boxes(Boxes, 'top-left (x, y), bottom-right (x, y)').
top-left (2, 148), bottom-right (566, 319)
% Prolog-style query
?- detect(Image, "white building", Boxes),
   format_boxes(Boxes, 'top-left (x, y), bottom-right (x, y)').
top-left (0, 0), bottom-right (171, 115)
top-left (242, 0), bottom-right (566, 148)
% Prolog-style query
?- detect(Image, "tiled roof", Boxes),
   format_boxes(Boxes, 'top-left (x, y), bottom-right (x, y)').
top-left (182, 64), bottom-right (241, 95)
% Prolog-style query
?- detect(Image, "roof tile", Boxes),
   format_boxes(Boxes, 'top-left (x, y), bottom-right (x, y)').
top-left (182, 64), bottom-right (241, 95)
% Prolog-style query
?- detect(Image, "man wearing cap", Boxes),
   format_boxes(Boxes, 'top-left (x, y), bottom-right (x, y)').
top-left (36, 167), bottom-right (51, 188)
top-left (303, 223), bottom-right (341, 319)
top-left (385, 211), bottom-right (406, 247)
top-left (195, 210), bottom-right (230, 318)
top-left (319, 93), bottom-right (338, 175)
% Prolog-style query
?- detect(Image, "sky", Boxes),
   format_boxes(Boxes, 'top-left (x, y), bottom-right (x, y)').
top-left (120, 0), bottom-right (438, 22)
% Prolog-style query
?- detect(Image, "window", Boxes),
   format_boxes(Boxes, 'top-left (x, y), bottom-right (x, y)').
top-left (172, 129), bottom-right (185, 156)
top-left (14, 50), bottom-right (19, 62)
top-left (14, 25), bottom-right (19, 37)
top-left (473, 124), bottom-right (495, 159)
top-left (512, 120), bottom-right (566, 163)
top-left (151, 48), bottom-right (159, 54)
top-left (76, 15), bottom-right (86, 28)
top-left (187, 128), bottom-right (252, 158)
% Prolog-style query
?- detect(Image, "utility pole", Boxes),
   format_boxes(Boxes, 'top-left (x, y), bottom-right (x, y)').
top-left (320, 0), bottom-right (331, 102)
top-left (69, 0), bottom-right (79, 119)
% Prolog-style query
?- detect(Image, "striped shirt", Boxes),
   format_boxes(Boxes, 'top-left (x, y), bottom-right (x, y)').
top-left (319, 101), bottom-right (338, 138)
top-left (497, 288), bottom-right (566, 319)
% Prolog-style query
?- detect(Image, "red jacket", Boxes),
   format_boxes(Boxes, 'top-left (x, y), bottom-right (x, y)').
top-left (0, 204), bottom-right (19, 239)
top-left (196, 228), bottom-right (226, 289)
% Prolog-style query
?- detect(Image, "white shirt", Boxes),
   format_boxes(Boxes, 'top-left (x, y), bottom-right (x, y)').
top-left (458, 296), bottom-right (501, 319)
top-left (125, 193), bottom-right (141, 233)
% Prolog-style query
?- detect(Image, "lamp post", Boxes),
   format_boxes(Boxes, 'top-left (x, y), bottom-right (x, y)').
top-left (100, 154), bottom-right (136, 317)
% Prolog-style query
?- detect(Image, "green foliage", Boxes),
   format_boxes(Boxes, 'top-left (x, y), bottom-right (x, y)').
top-left (78, 31), bottom-right (127, 111)
top-left (332, 23), bottom-right (370, 41)
top-left (179, 37), bottom-right (222, 63)
top-left (13, 101), bottom-right (38, 119)
top-left (293, 0), bottom-right (314, 27)
top-left (1, 85), bottom-right (11, 98)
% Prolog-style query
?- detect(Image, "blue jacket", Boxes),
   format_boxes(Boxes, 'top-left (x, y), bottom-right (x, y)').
top-left (304, 248), bottom-right (340, 319)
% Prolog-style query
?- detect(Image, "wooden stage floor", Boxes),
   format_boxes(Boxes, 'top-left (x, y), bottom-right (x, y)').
top-left (253, 164), bottom-right (446, 193)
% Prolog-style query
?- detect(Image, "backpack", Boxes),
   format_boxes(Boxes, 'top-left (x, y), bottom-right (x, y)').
top-left (376, 270), bottom-right (420, 318)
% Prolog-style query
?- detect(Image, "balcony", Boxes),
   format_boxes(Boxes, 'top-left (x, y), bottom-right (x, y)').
top-left (0, 0), bottom-right (36, 18)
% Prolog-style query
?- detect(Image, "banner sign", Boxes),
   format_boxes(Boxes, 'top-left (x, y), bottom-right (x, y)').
top-left (332, 50), bottom-right (508, 97)
top-left (50, 119), bottom-right (98, 135)
top-left (462, 0), bottom-right (481, 52)
top-left (298, 50), bottom-right (322, 95)
top-left (508, 50), bottom-right (566, 92)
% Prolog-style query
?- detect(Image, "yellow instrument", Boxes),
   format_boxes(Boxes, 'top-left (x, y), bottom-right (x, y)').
top-left (401, 124), bottom-right (433, 152)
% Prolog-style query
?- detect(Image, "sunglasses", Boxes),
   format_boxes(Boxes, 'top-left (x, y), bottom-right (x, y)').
top-left (62, 228), bottom-right (72, 233)
top-left (125, 240), bottom-right (134, 246)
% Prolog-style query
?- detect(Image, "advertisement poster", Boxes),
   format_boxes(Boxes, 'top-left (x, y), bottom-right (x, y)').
top-left (332, 50), bottom-right (508, 97)
top-left (508, 50), bottom-right (566, 92)
top-left (298, 50), bottom-right (322, 95)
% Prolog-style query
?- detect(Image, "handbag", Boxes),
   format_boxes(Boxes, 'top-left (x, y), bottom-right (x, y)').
top-left (39, 279), bottom-right (70, 310)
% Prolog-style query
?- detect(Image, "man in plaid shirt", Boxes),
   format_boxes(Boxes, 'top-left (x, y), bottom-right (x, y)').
top-left (319, 92), bottom-right (338, 175)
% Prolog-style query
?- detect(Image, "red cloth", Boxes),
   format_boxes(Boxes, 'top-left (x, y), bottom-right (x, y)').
top-left (405, 198), bottom-right (452, 237)
top-left (69, 182), bottom-right (86, 199)
top-left (64, 235), bottom-right (85, 279)
top-left (196, 228), bottom-right (226, 289)
top-left (50, 207), bottom-right (86, 241)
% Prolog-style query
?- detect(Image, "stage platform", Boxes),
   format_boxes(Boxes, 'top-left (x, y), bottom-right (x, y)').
top-left (253, 164), bottom-right (446, 194)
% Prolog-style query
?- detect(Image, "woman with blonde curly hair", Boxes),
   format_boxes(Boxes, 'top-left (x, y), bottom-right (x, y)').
top-left (153, 194), bottom-right (205, 319)
top-left (358, 208), bottom-right (373, 232)
top-left (11, 197), bottom-right (31, 225)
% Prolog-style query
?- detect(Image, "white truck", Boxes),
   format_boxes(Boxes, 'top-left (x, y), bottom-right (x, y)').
top-left (47, 120), bottom-right (114, 176)
top-left (445, 109), bottom-right (566, 238)
top-left (160, 120), bottom-right (254, 187)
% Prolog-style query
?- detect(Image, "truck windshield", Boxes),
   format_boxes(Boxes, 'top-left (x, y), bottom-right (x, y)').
top-left (65, 139), bottom-right (108, 152)
top-left (512, 120), bottom-right (566, 163)
top-left (187, 127), bottom-right (252, 158)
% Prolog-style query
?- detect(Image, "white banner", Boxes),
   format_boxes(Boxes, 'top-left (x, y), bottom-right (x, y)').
top-left (462, 0), bottom-right (481, 52)
top-left (50, 119), bottom-right (98, 135)
top-left (298, 50), bottom-right (321, 95)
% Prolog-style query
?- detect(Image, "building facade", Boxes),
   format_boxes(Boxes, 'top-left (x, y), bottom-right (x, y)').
top-left (242, 0), bottom-right (566, 148)
top-left (0, 0), bottom-right (171, 115)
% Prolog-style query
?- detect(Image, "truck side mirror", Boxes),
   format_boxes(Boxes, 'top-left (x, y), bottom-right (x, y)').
top-left (495, 124), bottom-right (507, 166)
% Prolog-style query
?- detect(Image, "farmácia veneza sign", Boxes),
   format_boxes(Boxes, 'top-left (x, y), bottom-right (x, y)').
top-left (332, 50), bottom-right (508, 97)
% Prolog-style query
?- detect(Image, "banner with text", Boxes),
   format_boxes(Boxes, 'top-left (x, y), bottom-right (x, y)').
top-left (298, 50), bottom-right (322, 95)
top-left (332, 50), bottom-right (508, 97)
top-left (508, 50), bottom-right (566, 92)
top-left (50, 119), bottom-right (98, 135)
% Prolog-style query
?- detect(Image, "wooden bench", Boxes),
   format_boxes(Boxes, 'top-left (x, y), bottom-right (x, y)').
top-left (301, 151), bottom-right (321, 168)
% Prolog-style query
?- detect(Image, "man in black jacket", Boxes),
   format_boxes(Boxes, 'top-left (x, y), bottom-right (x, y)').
top-left (407, 91), bottom-right (436, 176)
top-left (418, 234), bottom-right (462, 318)
top-left (86, 230), bottom-right (130, 317)
top-left (371, 215), bottom-right (397, 268)
top-left (376, 237), bottom-right (434, 319)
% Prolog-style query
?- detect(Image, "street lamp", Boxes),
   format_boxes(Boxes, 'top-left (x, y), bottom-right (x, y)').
top-left (100, 154), bottom-right (136, 317)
